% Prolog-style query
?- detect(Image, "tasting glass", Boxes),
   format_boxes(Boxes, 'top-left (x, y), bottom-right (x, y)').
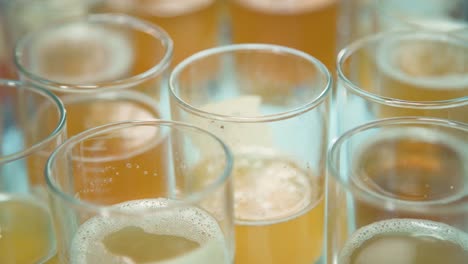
top-left (327, 117), bottom-right (468, 264)
top-left (46, 120), bottom-right (234, 263)
top-left (15, 14), bottom-right (173, 135)
top-left (170, 44), bottom-right (331, 264)
top-left (336, 30), bottom-right (468, 137)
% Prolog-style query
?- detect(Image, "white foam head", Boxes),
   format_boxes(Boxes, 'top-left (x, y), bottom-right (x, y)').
top-left (339, 219), bottom-right (468, 264)
top-left (70, 198), bottom-right (227, 264)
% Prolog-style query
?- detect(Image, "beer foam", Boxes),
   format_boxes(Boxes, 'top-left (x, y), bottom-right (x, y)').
top-left (234, 0), bottom-right (336, 14)
top-left (376, 34), bottom-right (468, 91)
top-left (232, 147), bottom-right (321, 224)
top-left (339, 219), bottom-right (468, 263)
top-left (70, 198), bottom-right (226, 264)
top-left (29, 23), bottom-right (133, 84)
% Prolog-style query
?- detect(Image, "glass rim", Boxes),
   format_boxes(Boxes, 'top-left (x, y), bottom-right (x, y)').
top-left (169, 43), bottom-right (332, 123)
top-left (328, 117), bottom-right (468, 213)
top-left (0, 79), bottom-right (67, 164)
top-left (14, 13), bottom-right (173, 93)
top-left (337, 30), bottom-right (468, 109)
top-left (45, 120), bottom-right (233, 215)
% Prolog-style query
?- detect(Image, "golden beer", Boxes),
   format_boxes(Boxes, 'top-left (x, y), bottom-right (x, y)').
top-left (352, 128), bottom-right (466, 228)
top-left (339, 219), bottom-right (468, 264)
top-left (92, 0), bottom-right (219, 65)
top-left (374, 33), bottom-right (468, 121)
top-left (0, 194), bottom-right (56, 264)
top-left (229, 0), bottom-right (337, 69)
top-left (70, 198), bottom-right (230, 263)
top-left (192, 149), bottom-right (324, 264)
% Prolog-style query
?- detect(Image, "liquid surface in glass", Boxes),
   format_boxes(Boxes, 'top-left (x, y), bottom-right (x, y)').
top-left (371, 33), bottom-right (468, 121)
top-left (352, 129), bottom-right (466, 227)
top-left (339, 219), bottom-right (468, 264)
top-left (192, 148), bottom-right (324, 264)
top-left (71, 198), bottom-right (229, 263)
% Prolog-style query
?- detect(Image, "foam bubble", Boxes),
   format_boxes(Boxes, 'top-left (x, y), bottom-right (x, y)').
top-left (339, 219), bottom-right (468, 263)
top-left (376, 33), bottom-right (468, 90)
top-left (229, 147), bottom-right (322, 224)
top-left (70, 198), bottom-right (226, 264)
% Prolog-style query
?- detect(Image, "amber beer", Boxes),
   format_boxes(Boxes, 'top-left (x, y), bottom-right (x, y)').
top-left (69, 198), bottom-right (230, 263)
top-left (374, 32), bottom-right (468, 121)
top-left (0, 194), bottom-right (56, 264)
top-left (351, 128), bottom-right (467, 228)
top-left (229, 0), bottom-right (337, 69)
top-left (192, 148), bottom-right (324, 264)
top-left (92, 0), bottom-right (220, 65)
top-left (339, 219), bottom-right (468, 264)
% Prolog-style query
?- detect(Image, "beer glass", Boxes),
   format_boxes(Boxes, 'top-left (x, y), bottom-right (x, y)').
top-left (15, 13), bottom-right (173, 133)
top-left (327, 117), bottom-right (468, 264)
top-left (0, 79), bottom-right (66, 263)
top-left (46, 120), bottom-right (234, 263)
top-left (228, 0), bottom-right (338, 69)
top-left (377, 0), bottom-right (468, 32)
top-left (336, 30), bottom-right (468, 136)
top-left (91, 0), bottom-right (223, 65)
top-left (170, 44), bottom-right (331, 264)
